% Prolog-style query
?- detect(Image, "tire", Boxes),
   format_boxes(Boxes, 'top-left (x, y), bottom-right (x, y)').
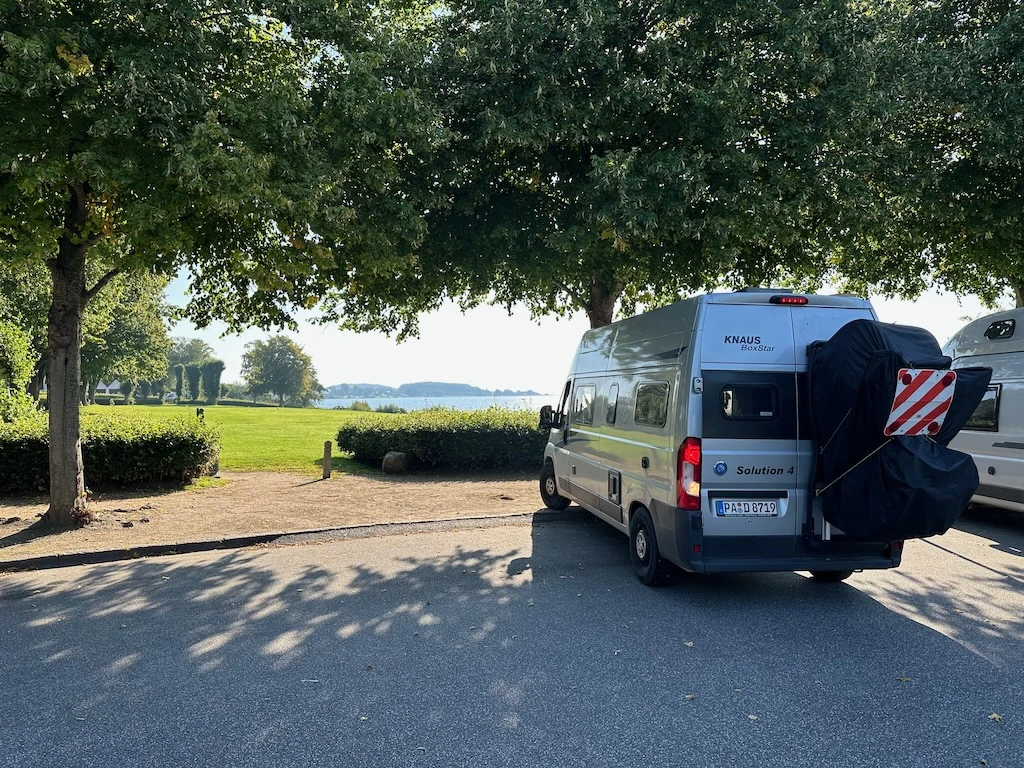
top-left (629, 505), bottom-right (671, 586)
top-left (810, 569), bottom-right (854, 583)
top-left (539, 461), bottom-right (570, 510)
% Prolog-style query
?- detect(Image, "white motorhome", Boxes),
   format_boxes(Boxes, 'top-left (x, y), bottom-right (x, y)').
top-left (538, 290), bottom-right (904, 585)
top-left (943, 308), bottom-right (1024, 513)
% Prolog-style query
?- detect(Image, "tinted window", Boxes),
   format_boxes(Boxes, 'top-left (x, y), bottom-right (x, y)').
top-left (606, 384), bottom-right (619, 424)
top-left (965, 384), bottom-right (1000, 431)
top-left (635, 382), bottom-right (670, 427)
top-left (985, 319), bottom-right (1015, 340)
top-left (572, 385), bottom-right (596, 426)
top-left (721, 385), bottom-right (778, 420)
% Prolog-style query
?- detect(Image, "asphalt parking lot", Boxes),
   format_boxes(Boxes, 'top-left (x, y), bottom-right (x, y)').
top-left (1, 505), bottom-right (1021, 768)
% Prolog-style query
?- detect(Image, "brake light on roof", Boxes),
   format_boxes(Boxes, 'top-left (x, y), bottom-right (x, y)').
top-left (677, 437), bottom-right (701, 510)
top-left (770, 295), bottom-right (809, 305)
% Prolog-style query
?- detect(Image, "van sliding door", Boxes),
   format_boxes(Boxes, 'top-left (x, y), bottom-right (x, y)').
top-left (565, 380), bottom-right (607, 514)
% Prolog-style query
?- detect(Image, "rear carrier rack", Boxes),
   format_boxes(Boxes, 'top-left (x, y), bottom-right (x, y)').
top-left (806, 320), bottom-right (992, 542)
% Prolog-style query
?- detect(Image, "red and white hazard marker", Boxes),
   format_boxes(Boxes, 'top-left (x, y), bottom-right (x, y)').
top-left (884, 368), bottom-right (957, 437)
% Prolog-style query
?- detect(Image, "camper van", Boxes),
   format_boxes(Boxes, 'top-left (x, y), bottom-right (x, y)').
top-left (943, 308), bottom-right (1024, 514)
top-left (538, 290), bottom-right (905, 585)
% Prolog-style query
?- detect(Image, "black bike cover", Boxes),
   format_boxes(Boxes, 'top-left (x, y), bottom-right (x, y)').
top-left (807, 320), bottom-right (992, 541)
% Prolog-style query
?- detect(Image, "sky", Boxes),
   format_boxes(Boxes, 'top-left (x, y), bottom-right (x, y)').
top-left (166, 272), bottom-right (1000, 396)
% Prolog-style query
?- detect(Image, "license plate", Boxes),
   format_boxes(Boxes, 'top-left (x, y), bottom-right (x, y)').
top-left (715, 499), bottom-right (779, 517)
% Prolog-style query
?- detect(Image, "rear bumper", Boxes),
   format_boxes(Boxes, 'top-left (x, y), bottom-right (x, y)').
top-left (649, 500), bottom-right (901, 574)
top-left (693, 553), bottom-right (899, 574)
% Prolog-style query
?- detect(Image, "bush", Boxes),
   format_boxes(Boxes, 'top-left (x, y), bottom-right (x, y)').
top-left (349, 400), bottom-right (372, 411)
top-left (375, 404), bottom-right (407, 414)
top-left (336, 407), bottom-right (546, 471)
top-left (0, 412), bottom-right (220, 494)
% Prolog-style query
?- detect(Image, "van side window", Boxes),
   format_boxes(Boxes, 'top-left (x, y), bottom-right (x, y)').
top-left (572, 385), bottom-right (596, 426)
top-left (634, 382), bottom-right (670, 427)
top-left (965, 384), bottom-right (1000, 431)
top-left (606, 384), bottom-right (619, 424)
top-left (721, 385), bottom-right (778, 420)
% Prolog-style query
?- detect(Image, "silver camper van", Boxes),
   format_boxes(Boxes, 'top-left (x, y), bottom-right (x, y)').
top-left (943, 308), bottom-right (1024, 513)
top-left (538, 290), bottom-right (904, 585)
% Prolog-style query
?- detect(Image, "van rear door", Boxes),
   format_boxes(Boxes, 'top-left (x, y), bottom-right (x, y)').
top-left (698, 302), bottom-right (802, 556)
top-left (790, 303), bottom-right (876, 537)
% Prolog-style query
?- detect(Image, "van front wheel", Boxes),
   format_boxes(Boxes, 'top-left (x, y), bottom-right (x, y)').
top-left (539, 462), bottom-right (570, 510)
top-left (629, 506), bottom-right (670, 586)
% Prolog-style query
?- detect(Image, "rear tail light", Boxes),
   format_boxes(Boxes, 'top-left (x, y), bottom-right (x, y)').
top-left (677, 437), bottom-right (702, 509)
top-left (770, 295), bottom-right (809, 305)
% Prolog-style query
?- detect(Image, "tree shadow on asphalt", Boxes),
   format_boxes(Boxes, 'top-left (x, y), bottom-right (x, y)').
top-left (0, 509), bottom-right (1021, 766)
top-left (956, 504), bottom-right (1024, 562)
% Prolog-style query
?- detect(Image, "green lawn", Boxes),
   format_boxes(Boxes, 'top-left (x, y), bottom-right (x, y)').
top-left (82, 403), bottom-right (382, 474)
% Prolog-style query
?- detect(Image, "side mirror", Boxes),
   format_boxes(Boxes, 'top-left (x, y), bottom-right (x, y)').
top-left (539, 405), bottom-right (553, 432)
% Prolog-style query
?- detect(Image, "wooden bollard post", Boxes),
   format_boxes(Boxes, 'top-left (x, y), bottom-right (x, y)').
top-left (323, 441), bottom-right (332, 480)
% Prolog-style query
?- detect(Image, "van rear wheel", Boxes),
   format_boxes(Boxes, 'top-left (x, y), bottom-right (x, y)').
top-left (539, 462), bottom-right (570, 510)
top-left (810, 569), bottom-right (854, 582)
top-left (629, 506), bottom-right (670, 586)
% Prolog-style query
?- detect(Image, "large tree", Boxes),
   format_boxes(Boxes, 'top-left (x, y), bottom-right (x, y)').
top-left (818, 1), bottom-right (1024, 307)
top-left (0, 259), bottom-right (53, 396)
top-left (168, 337), bottom-right (215, 369)
top-left (81, 271), bottom-right (171, 403)
top-left (0, 0), bottom-right (433, 526)
top-left (241, 335), bottom-right (323, 407)
top-left (324, 0), bottom-right (895, 335)
top-left (905, 0), bottom-right (1024, 306)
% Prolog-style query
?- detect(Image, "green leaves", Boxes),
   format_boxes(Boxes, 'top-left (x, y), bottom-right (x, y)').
top-left (0, 411), bottom-right (220, 493)
top-left (0, 320), bottom-right (38, 423)
top-left (336, 407), bottom-right (547, 471)
top-left (323, 0), bottom-right (902, 332)
top-left (241, 335), bottom-right (323, 407)
top-left (0, 0), bottom-right (435, 327)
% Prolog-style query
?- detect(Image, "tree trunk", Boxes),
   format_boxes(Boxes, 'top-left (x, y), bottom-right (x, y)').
top-left (584, 277), bottom-right (625, 328)
top-left (28, 362), bottom-right (45, 401)
top-left (46, 186), bottom-right (90, 528)
top-left (1012, 280), bottom-right (1024, 309)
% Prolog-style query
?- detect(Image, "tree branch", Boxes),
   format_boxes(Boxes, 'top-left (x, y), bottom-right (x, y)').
top-left (84, 268), bottom-right (121, 303)
top-left (554, 280), bottom-right (588, 310)
top-left (200, 10), bottom-right (236, 22)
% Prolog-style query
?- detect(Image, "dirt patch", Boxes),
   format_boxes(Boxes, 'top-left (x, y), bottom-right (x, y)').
top-left (0, 470), bottom-right (544, 562)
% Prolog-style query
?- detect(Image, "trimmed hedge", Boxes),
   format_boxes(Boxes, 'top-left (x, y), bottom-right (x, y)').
top-left (0, 412), bottom-right (221, 494)
top-left (336, 407), bottom-right (547, 471)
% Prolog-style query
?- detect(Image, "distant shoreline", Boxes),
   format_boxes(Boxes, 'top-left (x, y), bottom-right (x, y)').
top-left (325, 394), bottom-right (553, 399)
top-left (319, 393), bottom-right (555, 412)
